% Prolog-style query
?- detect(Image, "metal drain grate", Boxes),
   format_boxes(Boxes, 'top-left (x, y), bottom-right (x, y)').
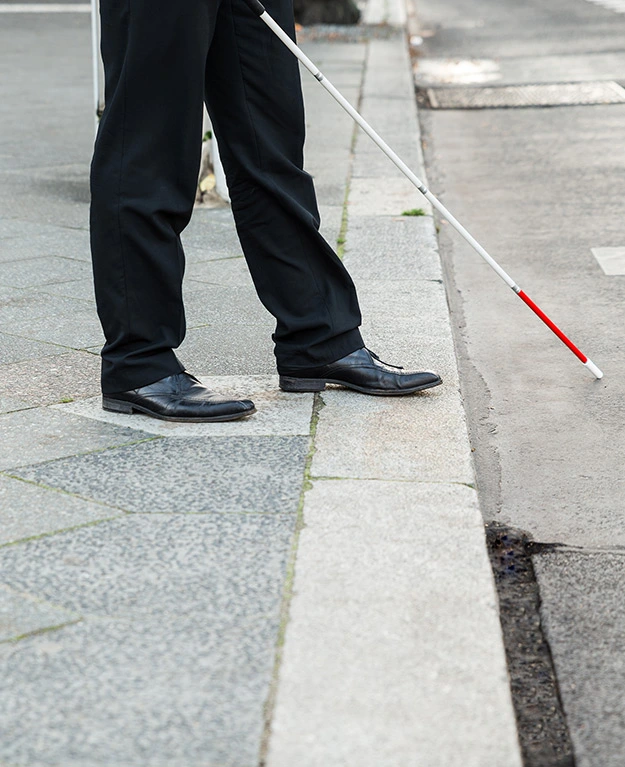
top-left (425, 81), bottom-right (625, 109)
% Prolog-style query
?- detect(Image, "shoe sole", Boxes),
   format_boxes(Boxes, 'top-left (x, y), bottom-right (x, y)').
top-left (279, 375), bottom-right (443, 396)
top-left (102, 397), bottom-right (257, 423)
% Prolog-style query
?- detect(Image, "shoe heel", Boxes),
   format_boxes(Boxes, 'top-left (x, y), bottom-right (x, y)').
top-left (102, 397), bottom-right (134, 414)
top-left (279, 376), bottom-right (326, 393)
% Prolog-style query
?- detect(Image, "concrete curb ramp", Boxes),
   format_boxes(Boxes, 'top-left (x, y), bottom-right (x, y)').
top-left (266, 37), bottom-right (523, 767)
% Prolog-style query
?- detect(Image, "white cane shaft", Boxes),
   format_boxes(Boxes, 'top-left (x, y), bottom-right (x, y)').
top-left (258, 10), bottom-right (603, 380)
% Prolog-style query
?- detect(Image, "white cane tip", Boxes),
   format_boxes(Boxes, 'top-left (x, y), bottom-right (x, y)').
top-left (585, 359), bottom-right (604, 379)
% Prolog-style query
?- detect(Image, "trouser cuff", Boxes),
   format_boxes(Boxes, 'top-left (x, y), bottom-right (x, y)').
top-left (276, 328), bottom-right (364, 375)
top-left (101, 350), bottom-right (185, 394)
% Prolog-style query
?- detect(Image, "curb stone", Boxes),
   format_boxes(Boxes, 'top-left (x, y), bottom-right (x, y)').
top-left (265, 29), bottom-right (523, 767)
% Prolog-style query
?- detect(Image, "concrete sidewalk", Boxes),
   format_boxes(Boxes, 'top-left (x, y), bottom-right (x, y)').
top-left (0, 5), bottom-right (520, 766)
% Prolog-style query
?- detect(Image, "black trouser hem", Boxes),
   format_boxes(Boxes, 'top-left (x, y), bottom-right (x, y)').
top-left (276, 328), bottom-right (364, 375)
top-left (101, 350), bottom-right (185, 395)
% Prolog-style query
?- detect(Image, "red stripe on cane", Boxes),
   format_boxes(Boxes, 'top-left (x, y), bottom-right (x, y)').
top-left (517, 291), bottom-right (587, 363)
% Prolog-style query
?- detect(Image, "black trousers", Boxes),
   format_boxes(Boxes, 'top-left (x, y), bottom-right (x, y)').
top-left (90, 0), bottom-right (363, 394)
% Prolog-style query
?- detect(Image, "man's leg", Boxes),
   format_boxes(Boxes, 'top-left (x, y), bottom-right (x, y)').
top-left (90, 0), bottom-right (219, 394)
top-left (205, 0), bottom-right (365, 373)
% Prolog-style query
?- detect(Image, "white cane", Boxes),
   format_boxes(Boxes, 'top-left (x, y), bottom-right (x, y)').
top-left (242, 0), bottom-right (603, 380)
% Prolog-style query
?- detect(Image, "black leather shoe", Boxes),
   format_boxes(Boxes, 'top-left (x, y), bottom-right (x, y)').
top-left (102, 372), bottom-right (256, 422)
top-left (279, 348), bottom-right (442, 396)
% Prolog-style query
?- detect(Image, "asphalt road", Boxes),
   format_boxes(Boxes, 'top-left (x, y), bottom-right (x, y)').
top-left (414, 0), bottom-right (625, 765)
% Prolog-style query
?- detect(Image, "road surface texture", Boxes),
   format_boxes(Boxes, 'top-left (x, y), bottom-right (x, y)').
top-left (414, 0), bottom-right (625, 765)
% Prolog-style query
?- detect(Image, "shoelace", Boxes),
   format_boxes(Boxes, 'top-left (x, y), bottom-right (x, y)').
top-left (366, 349), bottom-right (404, 370)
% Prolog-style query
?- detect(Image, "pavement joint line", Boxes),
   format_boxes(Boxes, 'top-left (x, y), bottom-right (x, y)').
top-left (0, 500), bottom-right (126, 549)
top-left (0, 619), bottom-right (84, 646)
top-left (336, 39), bottom-right (369, 261)
top-left (531, 544), bottom-right (625, 556)
top-left (0, 4), bottom-right (90, 12)
top-left (0, 434), bottom-right (163, 473)
top-left (190, 253), bottom-right (244, 262)
top-left (0, 582), bottom-right (82, 617)
top-left (259, 392), bottom-right (324, 766)
top-left (0, 329), bottom-right (86, 351)
top-left (310, 474), bottom-right (477, 488)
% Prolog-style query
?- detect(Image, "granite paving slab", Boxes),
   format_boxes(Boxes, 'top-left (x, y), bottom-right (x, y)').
top-left (344, 215), bottom-right (441, 281)
top-left (349, 176), bottom-right (430, 218)
top-left (185, 256), bottom-right (256, 288)
top-left (0, 350), bottom-right (101, 407)
top-left (53, 376), bottom-right (314, 437)
top-left (0, 408), bottom-right (150, 472)
top-left (34, 278), bottom-right (96, 302)
top-left (267, 479), bottom-right (520, 767)
top-left (0, 255), bottom-right (91, 289)
top-left (352, 137), bottom-right (423, 179)
top-left (178, 323), bottom-right (276, 376)
top-left (311, 385), bottom-right (472, 483)
top-left (534, 551), bottom-right (625, 767)
top-left (0, 475), bottom-right (122, 546)
top-left (353, 278), bottom-right (460, 371)
top-left (15, 435), bottom-right (309, 514)
top-left (182, 283), bottom-right (273, 330)
top-left (0, 284), bottom-right (24, 301)
top-left (0, 330), bottom-right (69, 365)
top-left (0, 172), bottom-right (91, 232)
top-left (0, 226), bottom-right (90, 264)
top-left (180, 206), bottom-right (242, 256)
top-left (0, 220), bottom-right (68, 240)
top-left (0, 513), bottom-right (296, 767)
top-left (0, 394), bottom-right (31, 414)
top-left (316, 204), bottom-right (344, 250)
top-left (0, 308), bottom-right (104, 349)
top-left (0, 583), bottom-right (79, 643)
top-left (0, 290), bottom-right (93, 326)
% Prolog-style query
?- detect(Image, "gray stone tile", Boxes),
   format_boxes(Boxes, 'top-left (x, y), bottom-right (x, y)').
top-left (0, 475), bottom-right (122, 546)
top-left (362, 40), bottom-right (415, 100)
top-left (305, 178), bottom-right (347, 207)
top-left (0, 584), bottom-right (79, 642)
top-left (182, 282), bottom-right (273, 330)
top-left (534, 552), bottom-right (625, 767)
top-left (0, 255), bottom-right (91, 289)
top-left (178, 323), bottom-right (276, 377)
top-left (0, 350), bottom-right (101, 407)
top-left (0, 394), bottom-right (31, 414)
top-left (0, 408), bottom-right (149, 472)
top-left (181, 206), bottom-right (241, 255)
top-left (16, 435), bottom-right (309, 514)
top-left (0, 220), bottom-right (64, 240)
top-left (352, 139), bottom-right (424, 179)
top-left (0, 513), bottom-right (295, 767)
top-left (0, 290), bottom-right (93, 326)
top-left (349, 176), bottom-right (431, 217)
top-left (267, 480), bottom-right (520, 767)
top-left (185, 255), bottom-right (255, 287)
top-left (358, 95), bottom-right (421, 144)
top-left (317, 204), bottom-right (344, 250)
top-left (36, 278), bottom-right (96, 302)
top-left (0, 331), bottom-right (68, 365)
top-left (344, 215), bottom-right (441, 281)
top-left (0, 308), bottom-right (104, 349)
top-left (54, 376), bottom-right (314, 437)
top-left (0, 226), bottom-right (90, 263)
top-left (311, 384), bottom-right (473, 484)
top-left (0, 284), bottom-right (23, 301)
top-left (353, 279), bottom-right (460, 374)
